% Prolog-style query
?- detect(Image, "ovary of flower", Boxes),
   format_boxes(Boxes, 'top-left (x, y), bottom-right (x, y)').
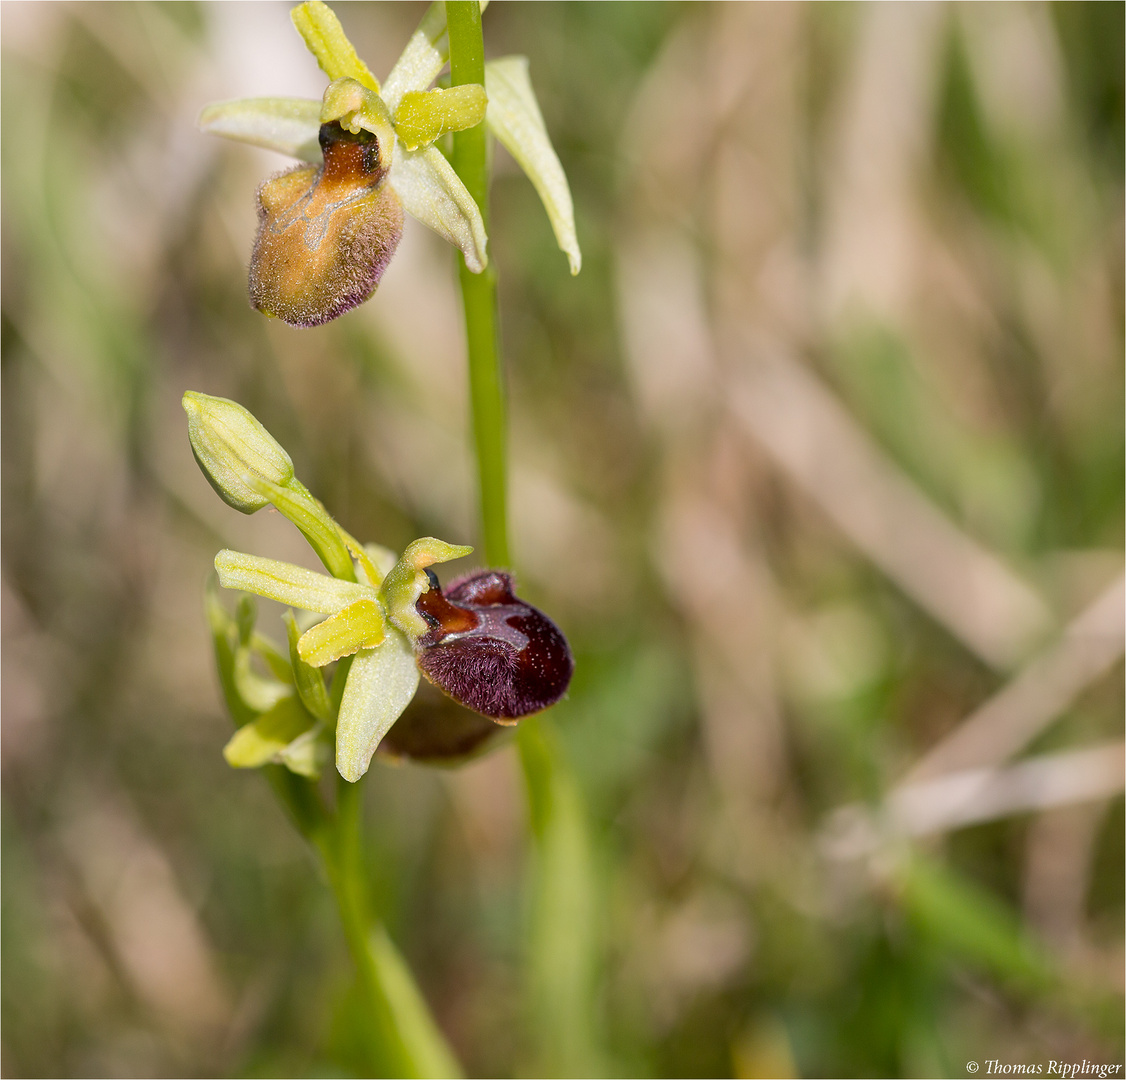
top-left (214, 537), bottom-right (471, 782)
top-left (198, 0), bottom-right (579, 326)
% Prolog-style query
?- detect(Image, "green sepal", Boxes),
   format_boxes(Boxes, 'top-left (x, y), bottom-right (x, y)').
top-left (387, 146), bottom-right (488, 273)
top-left (245, 476), bottom-right (356, 581)
top-left (485, 56), bottom-right (580, 274)
top-left (223, 694), bottom-right (315, 768)
top-left (379, 536), bottom-right (473, 640)
top-left (197, 97), bottom-right (322, 163)
top-left (394, 84), bottom-right (488, 152)
top-left (380, 2), bottom-right (450, 111)
top-left (335, 630), bottom-right (420, 782)
top-left (291, 1), bottom-right (379, 92)
top-left (285, 610), bottom-right (333, 723)
top-left (215, 549), bottom-right (371, 613)
top-left (380, 0), bottom-right (491, 110)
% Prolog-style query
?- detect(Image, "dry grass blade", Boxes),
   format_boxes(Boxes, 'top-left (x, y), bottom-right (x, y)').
top-left (730, 352), bottom-right (1055, 670)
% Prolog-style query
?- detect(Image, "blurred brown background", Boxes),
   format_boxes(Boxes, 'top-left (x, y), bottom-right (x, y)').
top-left (2, 2), bottom-right (1123, 1077)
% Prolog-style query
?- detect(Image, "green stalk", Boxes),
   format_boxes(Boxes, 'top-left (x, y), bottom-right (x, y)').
top-left (448, 0), bottom-right (509, 567)
top-left (314, 774), bottom-right (463, 1079)
top-left (448, 6), bottom-right (601, 1074)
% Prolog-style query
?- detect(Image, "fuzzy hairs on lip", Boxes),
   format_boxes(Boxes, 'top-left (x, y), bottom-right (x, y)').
top-left (413, 570), bottom-right (573, 722)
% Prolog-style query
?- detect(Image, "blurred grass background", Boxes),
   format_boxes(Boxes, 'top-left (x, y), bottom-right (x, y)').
top-left (1, 2), bottom-right (1122, 1077)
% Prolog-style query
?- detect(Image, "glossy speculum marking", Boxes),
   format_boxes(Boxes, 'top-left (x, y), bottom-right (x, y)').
top-left (249, 122), bottom-right (403, 327)
top-left (415, 570), bottom-right (573, 722)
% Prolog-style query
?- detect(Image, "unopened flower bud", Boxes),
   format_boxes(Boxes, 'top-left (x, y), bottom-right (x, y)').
top-left (183, 391), bottom-right (294, 512)
top-left (249, 121), bottom-right (404, 327)
top-left (414, 570), bottom-right (573, 722)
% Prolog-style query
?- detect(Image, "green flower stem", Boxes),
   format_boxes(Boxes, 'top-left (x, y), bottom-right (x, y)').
top-left (314, 774), bottom-right (463, 1078)
top-left (448, 5), bottom-right (600, 1073)
top-left (448, 0), bottom-right (509, 567)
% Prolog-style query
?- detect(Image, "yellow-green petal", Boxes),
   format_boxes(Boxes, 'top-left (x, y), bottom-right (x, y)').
top-left (381, 0), bottom-right (491, 110)
top-left (215, 549), bottom-right (373, 614)
top-left (298, 598), bottom-right (387, 667)
top-left (291, 0), bottom-right (379, 92)
top-left (336, 630), bottom-right (420, 782)
top-left (485, 56), bottom-right (580, 274)
top-left (394, 85), bottom-right (488, 152)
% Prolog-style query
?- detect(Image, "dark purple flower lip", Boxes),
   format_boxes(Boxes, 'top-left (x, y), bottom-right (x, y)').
top-left (414, 570), bottom-right (573, 722)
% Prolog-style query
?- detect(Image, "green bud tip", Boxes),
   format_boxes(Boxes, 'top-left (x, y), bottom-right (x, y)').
top-left (183, 391), bottom-right (295, 514)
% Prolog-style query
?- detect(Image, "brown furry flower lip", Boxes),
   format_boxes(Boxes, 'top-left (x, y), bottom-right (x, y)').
top-left (248, 122), bottom-right (403, 327)
top-left (414, 570), bottom-right (573, 722)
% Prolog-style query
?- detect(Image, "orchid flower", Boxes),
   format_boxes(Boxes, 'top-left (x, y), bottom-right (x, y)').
top-left (185, 392), bottom-right (572, 783)
top-left (199, 0), bottom-right (580, 326)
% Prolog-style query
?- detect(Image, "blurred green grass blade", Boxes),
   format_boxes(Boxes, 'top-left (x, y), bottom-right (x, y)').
top-left (518, 718), bottom-right (603, 1077)
top-left (898, 852), bottom-right (1056, 992)
top-left (365, 923), bottom-right (464, 1079)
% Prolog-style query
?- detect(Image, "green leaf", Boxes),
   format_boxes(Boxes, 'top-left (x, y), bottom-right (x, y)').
top-left (284, 611), bottom-right (333, 723)
top-left (366, 923), bottom-right (465, 1078)
top-left (485, 56), bottom-right (580, 274)
top-left (197, 97), bottom-right (322, 163)
top-left (517, 720), bottom-right (602, 1075)
top-left (298, 598), bottom-right (387, 667)
top-left (291, 0), bottom-right (379, 92)
top-left (206, 586), bottom-right (257, 727)
top-left (394, 85), bottom-right (488, 152)
top-left (387, 146), bottom-right (488, 273)
top-left (335, 629), bottom-right (420, 782)
top-left (223, 695), bottom-right (314, 768)
top-left (215, 549), bottom-right (372, 613)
